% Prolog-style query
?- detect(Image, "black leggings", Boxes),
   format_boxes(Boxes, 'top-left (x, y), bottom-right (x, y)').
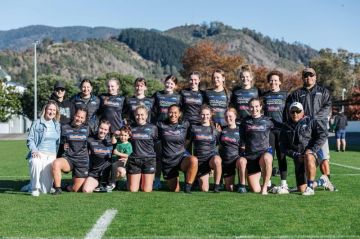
top-left (269, 129), bottom-right (287, 180)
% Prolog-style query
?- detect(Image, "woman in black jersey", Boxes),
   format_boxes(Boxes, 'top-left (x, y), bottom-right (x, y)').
top-left (180, 72), bottom-right (204, 126)
top-left (152, 75), bottom-right (182, 189)
top-left (239, 98), bottom-right (273, 195)
top-left (157, 105), bottom-right (198, 193)
top-left (189, 105), bottom-right (222, 192)
top-left (231, 65), bottom-right (261, 121)
top-left (204, 69), bottom-right (230, 128)
top-left (124, 77), bottom-right (154, 125)
top-left (71, 79), bottom-right (100, 132)
top-left (52, 108), bottom-right (89, 194)
top-left (82, 120), bottom-right (113, 193)
top-left (99, 78), bottom-right (125, 135)
top-left (219, 107), bottom-right (246, 192)
top-left (127, 105), bottom-right (158, 192)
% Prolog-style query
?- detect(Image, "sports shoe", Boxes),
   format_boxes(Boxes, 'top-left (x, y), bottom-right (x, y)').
top-left (237, 186), bottom-right (247, 194)
top-left (302, 187), bottom-right (315, 196)
top-left (31, 189), bottom-right (40, 197)
top-left (213, 184), bottom-right (221, 193)
top-left (106, 184), bottom-right (115, 192)
top-left (52, 188), bottom-right (62, 195)
top-left (320, 175), bottom-right (335, 191)
top-left (277, 185), bottom-right (289, 194)
top-left (153, 178), bottom-right (162, 190)
top-left (184, 183), bottom-right (192, 194)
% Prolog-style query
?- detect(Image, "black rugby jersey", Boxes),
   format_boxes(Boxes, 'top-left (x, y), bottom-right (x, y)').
top-left (71, 93), bottom-right (100, 122)
top-left (219, 126), bottom-right (241, 162)
top-left (157, 121), bottom-right (190, 162)
top-left (262, 90), bottom-right (287, 128)
top-left (231, 87), bottom-right (260, 120)
top-left (152, 90), bottom-right (181, 123)
top-left (87, 136), bottom-right (113, 171)
top-left (130, 123), bottom-right (158, 158)
top-left (124, 96), bottom-right (154, 124)
top-left (99, 94), bottom-right (125, 131)
top-left (180, 89), bottom-right (204, 125)
top-left (240, 115), bottom-right (273, 157)
top-left (204, 89), bottom-right (230, 127)
top-left (190, 124), bottom-right (219, 161)
top-left (61, 123), bottom-right (90, 162)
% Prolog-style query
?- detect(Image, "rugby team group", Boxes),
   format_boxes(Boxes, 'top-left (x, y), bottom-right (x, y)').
top-left (26, 64), bottom-right (338, 197)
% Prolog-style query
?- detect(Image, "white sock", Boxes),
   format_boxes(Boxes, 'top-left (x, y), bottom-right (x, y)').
top-left (267, 180), bottom-right (272, 187)
top-left (281, 180), bottom-right (287, 187)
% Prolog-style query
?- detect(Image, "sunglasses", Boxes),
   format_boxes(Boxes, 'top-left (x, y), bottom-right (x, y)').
top-left (55, 88), bottom-right (65, 92)
top-left (290, 109), bottom-right (302, 114)
top-left (303, 73), bottom-right (315, 78)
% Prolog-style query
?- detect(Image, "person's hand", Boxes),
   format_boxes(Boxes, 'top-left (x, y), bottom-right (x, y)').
top-left (31, 151), bottom-right (40, 158)
top-left (64, 143), bottom-right (69, 150)
top-left (215, 123), bottom-right (222, 132)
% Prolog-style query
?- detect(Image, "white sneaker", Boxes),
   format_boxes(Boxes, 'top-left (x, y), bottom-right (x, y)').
top-left (277, 185), bottom-right (289, 194)
top-left (31, 189), bottom-right (40, 197)
top-left (320, 175), bottom-right (335, 191)
top-left (302, 187), bottom-right (315, 196)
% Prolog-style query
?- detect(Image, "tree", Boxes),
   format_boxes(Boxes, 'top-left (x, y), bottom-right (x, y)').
top-left (181, 41), bottom-right (244, 89)
top-left (21, 75), bottom-right (77, 120)
top-left (0, 80), bottom-right (22, 122)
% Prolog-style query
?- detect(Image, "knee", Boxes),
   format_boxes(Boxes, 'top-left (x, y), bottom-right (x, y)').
top-left (82, 187), bottom-right (92, 193)
top-left (189, 156), bottom-right (198, 165)
top-left (214, 156), bottom-right (222, 166)
top-left (264, 153), bottom-right (273, 164)
top-left (237, 157), bottom-right (247, 168)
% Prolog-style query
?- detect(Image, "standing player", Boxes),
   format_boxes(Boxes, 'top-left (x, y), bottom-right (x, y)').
top-left (124, 77), bottom-right (154, 125)
top-left (82, 120), bottom-right (113, 193)
top-left (204, 69), bottom-right (230, 128)
top-left (239, 98), bottom-right (273, 195)
top-left (52, 108), bottom-right (90, 194)
top-left (262, 70), bottom-right (288, 193)
top-left (127, 106), bottom-right (158, 192)
top-left (180, 71), bottom-right (204, 126)
top-left (189, 105), bottom-right (222, 192)
top-left (231, 65), bottom-right (261, 122)
top-left (157, 105), bottom-right (198, 193)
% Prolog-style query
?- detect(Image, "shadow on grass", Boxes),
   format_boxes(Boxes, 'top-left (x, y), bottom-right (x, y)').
top-left (0, 179), bottom-right (73, 194)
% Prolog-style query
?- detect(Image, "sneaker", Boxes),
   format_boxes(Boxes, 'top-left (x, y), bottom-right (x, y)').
top-left (153, 178), bottom-right (162, 190)
top-left (31, 189), bottom-right (40, 197)
top-left (52, 188), bottom-right (62, 195)
top-left (184, 183), bottom-right (192, 194)
top-left (320, 175), bottom-right (335, 191)
top-left (50, 188), bottom-right (56, 194)
top-left (106, 184), bottom-right (116, 192)
top-left (213, 184), bottom-right (221, 193)
top-left (237, 186), bottom-right (247, 194)
top-left (93, 187), bottom-right (101, 192)
top-left (277, 185), bottom-right (289, 194)
top-left (302, 187), bottom-right (315, 196)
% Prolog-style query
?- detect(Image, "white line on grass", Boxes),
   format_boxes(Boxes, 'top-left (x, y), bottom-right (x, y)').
top-left (330, 162), bottom-right (360, 171)
top-left (84, 208), bottom-right (118, 239)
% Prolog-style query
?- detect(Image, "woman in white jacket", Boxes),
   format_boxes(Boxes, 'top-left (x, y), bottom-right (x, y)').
top-left (27, 100), bottom-right (61, 196)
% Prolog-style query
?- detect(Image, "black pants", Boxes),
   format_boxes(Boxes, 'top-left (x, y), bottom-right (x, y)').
top-left (269, 129), bottom-right (287, 180)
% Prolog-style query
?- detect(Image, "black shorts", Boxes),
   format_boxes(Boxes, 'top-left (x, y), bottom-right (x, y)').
top-left (126, 157), bottom-right (156, 174)
top-left (65, 157), bottom-right (89, 178)
top-left (162, 152), bottom-right (190, 180)
top-left (244, 153), bottom-right (264, 175)
top-left (197, 154), bottom-right (217, 177)
top-left (222, 156), bottom-right (239, 178)
top-left (88, 161), bottom-right (112, 179)
top-left (293, 150), bottom-right (324, 186)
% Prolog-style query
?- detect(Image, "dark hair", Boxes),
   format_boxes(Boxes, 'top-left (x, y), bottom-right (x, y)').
top-left (135, 77), bottom-right (147, 86)
top-left (119, 125), bottom-right (132, 137)
top-left (189, 71), bottom-right (201, 79)
top-left (248, 97), bottom-right (263, 107)
top-left (165, 74), bottom-right (178, 85)
top-left (167, 104), bottom-right (182, 123)
top-left (266, 70), bottom-right (283, 83)
top-left (80, 78), bottom-right (92, 87)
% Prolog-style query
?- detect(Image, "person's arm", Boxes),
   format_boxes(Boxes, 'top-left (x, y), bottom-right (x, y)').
top-left (279, 126), bottom-right (301, 160)
top-left (26, 121), bottom-right (40, 158)
top-left (315, 89), bottom-right (332, 120)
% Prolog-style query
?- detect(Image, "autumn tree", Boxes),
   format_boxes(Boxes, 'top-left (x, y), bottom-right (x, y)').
top-left (181, 41), bottom-right (244, 89)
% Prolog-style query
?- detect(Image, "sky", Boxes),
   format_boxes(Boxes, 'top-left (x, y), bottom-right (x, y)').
top-left (0, 0), bottom-right (359, 53)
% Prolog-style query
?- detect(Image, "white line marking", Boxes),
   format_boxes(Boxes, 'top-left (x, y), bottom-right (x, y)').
top-left (102, 236), bottom-right (360, 239)
top-left (330, 162), bottom-right (360, 171)
top-left (85, 209), bottom-right (118, 239)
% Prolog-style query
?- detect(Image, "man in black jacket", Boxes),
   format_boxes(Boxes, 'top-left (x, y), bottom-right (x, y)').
top-left (334, 111), bottom-right (348, 152)
top-left (280, 102), bottom-right (334, 195)
top-left (286, 68), bottom-right (332, 180)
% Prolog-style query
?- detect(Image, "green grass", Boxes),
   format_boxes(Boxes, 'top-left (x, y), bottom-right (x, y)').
top-left (0, 140), bottom-right (360, 238)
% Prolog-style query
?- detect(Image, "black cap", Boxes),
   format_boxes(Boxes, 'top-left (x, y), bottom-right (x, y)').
top-left (54, 81), bottom-right (65, 90)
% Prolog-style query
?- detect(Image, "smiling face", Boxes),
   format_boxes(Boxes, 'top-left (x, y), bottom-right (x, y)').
top-left (269, 75), bottom-right (281, 92)
top-left (290, 107), bottom-right (305, 122)
top-left (168, 106), bottom-right (180, 124)
top-left (97, 122), bottom-right (110, 140)
top-left (135, 81), bottom-right (147, 97)
top-left (225, 110), bottom-right (237, 127)
top-left (107, 79), bottom-right (120, 95)
top-left (165, 79), bottom-right (177, 93)
top-left (212, 72), bottom-right (225, 89)
top-left (119, 130), bottom-right (130, 143)
top-left (135, 107), bottom-right (148, 125)
top-left (81, 82), bottom-right (92, 98)
top-left (240, 71), bottom-right (253, 89)
top-left (44, 103), bottom-right (57, 121)
top-left (73, 110), bottom-right (87, 127)
top-left (189, 74), bottom-right (200, 91)
top-left (249, 99), bottom-right (262, 118)
top-left (201, 108), bottom-right (212, 126)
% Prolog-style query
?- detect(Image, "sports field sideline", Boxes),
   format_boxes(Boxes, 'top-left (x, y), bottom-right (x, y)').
top-left (0, 135), bottom-right (359, 238)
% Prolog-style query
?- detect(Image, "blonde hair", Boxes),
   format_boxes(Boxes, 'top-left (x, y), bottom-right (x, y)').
top-left (225, 107), bottom-right (238, 118)
top-left (41, 100), bottom-right (60, 122)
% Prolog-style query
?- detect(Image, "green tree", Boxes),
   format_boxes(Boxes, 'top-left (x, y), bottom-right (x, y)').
top-left (21, 75), bottom-right (77, 120)
top-left (0, 80), bottom-right (22, 122)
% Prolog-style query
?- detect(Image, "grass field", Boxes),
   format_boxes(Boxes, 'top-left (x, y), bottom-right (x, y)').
top-left (0, 137), bottom-right (360, 239)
